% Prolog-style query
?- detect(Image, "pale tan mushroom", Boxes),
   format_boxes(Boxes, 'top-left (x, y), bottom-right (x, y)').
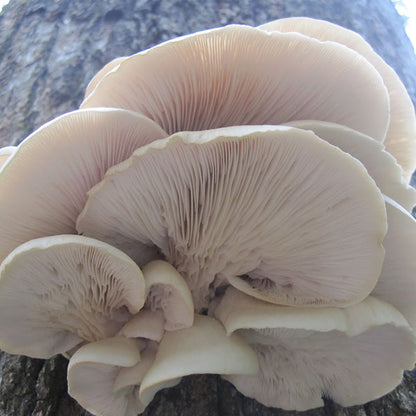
top-left (0, 235), bottom-right (145, 358)
top-left (285, 120), bottom-right (416, 210)
top-left (372, 195), bottom-right (416, 328)
top-left (81, 25), bottom-right (389, 142)
top-left (0, 108), bottom-right (167, 264)
top-left (139, 314), bottom-right (259, 406)
top-left (77, 125), bottom-right (386, 311)
top-left (68, 336), bottom-right (144, 416)
top-left (214, 287), bottom-right (416, 410)
top-left (0, 146), bottom-right (16, 170)
top-left (84, 56), bottom-right (127, 99)
top-left (143, 260), bottom-right (194, 330)
top-left (259, 17), bottom-right (416, 181)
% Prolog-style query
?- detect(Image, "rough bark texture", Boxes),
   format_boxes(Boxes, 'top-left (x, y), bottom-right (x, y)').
top-left (0, 0), bottom-right (415, 415)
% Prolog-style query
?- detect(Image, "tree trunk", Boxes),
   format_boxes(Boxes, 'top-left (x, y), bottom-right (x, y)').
top-left (0, 0), bottom-right (416, 415)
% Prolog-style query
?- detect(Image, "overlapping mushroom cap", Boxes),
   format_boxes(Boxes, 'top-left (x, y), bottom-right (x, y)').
top-left (0, 17), bottom-right (415, 416)
top-left (214, 287), bottom-right (416, 410)
top-left (77, 125), bottom-right (386, 311)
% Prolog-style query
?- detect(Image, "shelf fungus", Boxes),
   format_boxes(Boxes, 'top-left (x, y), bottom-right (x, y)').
top-left (1, 17), bottom-right (416, 416)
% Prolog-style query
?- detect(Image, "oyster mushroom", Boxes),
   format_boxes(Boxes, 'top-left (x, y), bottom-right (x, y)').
top-left (285, 120), bottom-right (416, 210)
top-left (0, 235), bottom-right (145, 358)
top-left (0, 108), bottom-right (167, 263)
top-left (84, 56), bottom-right (127, 99)
top-left (0, 146), bottom-right (16, 169)
top-left (372, 195), bottom-right (416, 328)
top-left (139, 314), bottom-right (259, 406)
top-left (143, 260), bottom-right (194, 330)
top-left (119, 309), bottom-right (165, 342)
top-left (259, 17), bottom-right (416, 181)
top-left (119, 260), bottom-right (194, 340)
top-left (81, 25), bottom-right (389, 142)
top-left (214, 287), bottom-right (416, 411)
top-left (77, 125), bottom-right (386, 311)
top-left (68, 336), bottom-right (144, 416)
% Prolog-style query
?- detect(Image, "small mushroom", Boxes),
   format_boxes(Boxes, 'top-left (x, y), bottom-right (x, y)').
top-left (81, 25), bottom-right (389, 142)
top-left (139, 314), bottom-right (259, 406)
top-left (77, 125), bottom-right (386, 311)
top-left (143, 260), bottom-right (194, 330)
top-left (285, 120), bottom-right (416, 210)
top-left (259, 17), bottom-right (416, 181)
top-left (0, 235), bottom-right (145, 358)
top-left (119, 309), bottom-right (165, 342)
top-left (214, 287), bottom-right (416, 410)
top-left (67, 336), bottom-right (144, 416)
top-left (0, 108), bottom-right (167, 264)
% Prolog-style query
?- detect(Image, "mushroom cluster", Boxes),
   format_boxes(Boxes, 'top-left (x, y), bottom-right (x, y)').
top-left (0, 17), bottom-right (416, 415)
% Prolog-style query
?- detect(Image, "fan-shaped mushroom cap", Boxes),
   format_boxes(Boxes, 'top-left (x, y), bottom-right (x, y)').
top-left (0, 146), bottom-right (16, 169)
top-left (0, 108), bottom-right (167, 264)
top-left (215, 287), bottom-right (416, 411)
top-left (372, 195), bottom-right (416, 328)
top-left (0, 235), bottom-right (146, 358)
top-left (119, 309), bottom-right (165, 342)
top-left (143, 260), bottom-right (194, 330)
top-left (259, 17), bottom-right (416, 181)
top-left (77, 125), bottom-right (386, 311)
top-left (286, 120), bottom-right (416, 210)
top-left (81, 25), bottom-right (389, 143)
top-left (139, 314), bottom-right (259, 406)
top-left (68, 336), bottom-right (143, 416)
top-left (84, 56), bottom-right (127, 99)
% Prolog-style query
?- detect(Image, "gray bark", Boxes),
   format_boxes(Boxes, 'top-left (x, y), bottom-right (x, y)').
top-left (0, 0), bottom-right (416, 415)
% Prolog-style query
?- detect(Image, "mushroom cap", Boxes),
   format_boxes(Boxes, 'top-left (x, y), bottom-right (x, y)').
top-left (0, 235), bottom-right (146, 358)
top-left (286, 120), bottom-right (416, 211)
top-left (139, 314), bottom-right (259, 406)
top-left (77, 125), bottom-right (386, 311)
top-left (0, 108), bottom-right (167, 264)
top-left (113, 342), bottom-right (157, 393)
top-left (84, 56), bottom-right (127, 99)
top-left (372, 195), bottom-right (416, 328)
top-left (68, 336), bottom-right (143, 416)
top-left (215, 287), bottom-right (416, 411)
top-left (143, 260), bottom-right (194, 330)
top-left (81, 25), bottom-right (389, 142)
top-left (119, 309), bottom-right (165, 342)
top-left (0, 146), bottom-right (16, 170)
top-left (259, 17), bottom-right (416, 181)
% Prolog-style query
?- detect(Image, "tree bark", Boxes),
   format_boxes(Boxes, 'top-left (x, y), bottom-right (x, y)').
top-left (0, 0), bottom-right (416, 415)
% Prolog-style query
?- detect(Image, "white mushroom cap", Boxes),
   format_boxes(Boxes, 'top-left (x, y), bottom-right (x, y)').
top-left (81, 25), bottom-right (389, 142)
top-left (119, 309), bottom-right (165, 342)
top-left (0, 235), bottom-right (146, 358)
top-left (259, 17), bottom-right (416, 181)
top-left (0, 108), bottom-right (167, 264)
top-left (0, 146), bottom-right (16, 170)
top-left (139, 314), bottom-right (259, 406)
top-left (215, 287), bottom-right (416, 411)
top-left (372, 195), bottom-right (416, 328)
top-left (68, 336), bottom-right (143, 416)
top-left (84, 56), bottom-right (127, 99)
top-left (286, 120), bottom-right (416, 210)
top-left (77, 125), bottom-right (386, 311)
top-left (143, 260), bottom-right (194, 330)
